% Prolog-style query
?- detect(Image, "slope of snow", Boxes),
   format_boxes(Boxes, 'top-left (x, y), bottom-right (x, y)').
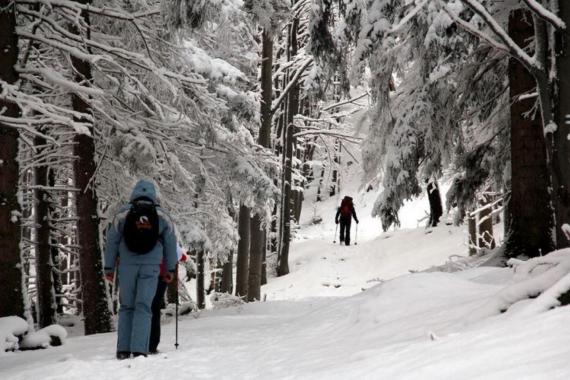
top-left (2, 262), bottom-right (570, 379)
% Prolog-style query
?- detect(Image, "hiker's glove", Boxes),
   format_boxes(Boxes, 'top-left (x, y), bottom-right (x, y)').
top-left (162, 271), bottom-right (175, 284)
top-left (335, 220), bottom-right (339, 224)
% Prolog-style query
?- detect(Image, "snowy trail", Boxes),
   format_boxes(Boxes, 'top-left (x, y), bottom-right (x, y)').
top-left (3, 225), bottom-right (570, 379)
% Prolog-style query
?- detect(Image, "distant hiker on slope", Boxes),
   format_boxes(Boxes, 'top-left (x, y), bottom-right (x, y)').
top-left (335, 196), bottom-right (359, 245)
top-left (104, 179), bottom-right (177, 360)
top-left (149, 244), bottom-right (188, 354)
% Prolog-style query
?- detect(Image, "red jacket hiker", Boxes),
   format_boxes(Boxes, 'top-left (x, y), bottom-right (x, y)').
top-left (335, 196), bottom-right (359, 245)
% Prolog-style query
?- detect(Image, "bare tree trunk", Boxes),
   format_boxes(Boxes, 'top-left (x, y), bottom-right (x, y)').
top-left (261, 236), bottom-right (267, 286)
top-left (277, 16), bottom-right (301, 277)
top-left (196, 250), bottom-right (205, 309)
top-left (235, 204), bottom-right (250, 298)
top-left (427, 180), bottom-right (443, 227)
top-left (248, 29), bottom-right (274, 300)
top-left (35, 135), bottom-right (56, 327)
top-left (553, 2), bottom-right (570, 248)
top-left (478, 194), bottom-right (496, 250)
top-left (71, 0), bottom-right (111, 334)
top-left (330, 139), bottom-right (341, 196)
top-left (278, 121), bottom-right (294, 277)
top-left (220, 251), bottom-right (233, 294)
top-left (248, 215), bottom-right (264, 301)
top-left (0, 0), bottom-right (25, 318)
top-left (505, 9), bottom-right (554, 258)
top-left (468, 215), bottom-right (477, 256)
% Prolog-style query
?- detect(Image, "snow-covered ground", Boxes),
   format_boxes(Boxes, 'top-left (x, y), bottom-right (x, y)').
top-left (2, 116), bottom-right (567, 380)
top-left (3, 247), bottom-right (570, 379)
top-left (3, 191), bottom-right (569, 379)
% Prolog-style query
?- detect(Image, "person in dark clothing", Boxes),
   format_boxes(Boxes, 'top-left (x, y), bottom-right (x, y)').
top-left (149, 245), bottom-right (188, 354)
top-left (149, 279), bottom-right (168, 354)
top-left (335, 196), bottom-right (359, 245)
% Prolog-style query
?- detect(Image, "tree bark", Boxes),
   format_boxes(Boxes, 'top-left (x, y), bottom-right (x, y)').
top-left (35, 135), bottom-right (57, 327)
top-left (0, 0), bottom-right (25, 318)
top-left (196, 249), bottom-right (205, 309)
top-left (247, 29), bottom-right (274, 299)
top-left (427, 180), bottom-right (443, 227)
top-left (278, 121), bottom-right (294, 277)
top-left (235, 204), bottom-right (250, 298)
top-left (553, 1), bottom-right (570, 248)
top-left (71, 0), bottom-right (112, 334)
top-left (277, 16), bottom-right (301, 277)
top-left (220, 251), bottom-right (233, 294)
top-left (505, 10), bottom-right (554, 258)
top-left (248, 215), bottom-right (264, 301)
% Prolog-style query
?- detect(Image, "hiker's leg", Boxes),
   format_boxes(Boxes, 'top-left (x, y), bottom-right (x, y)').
top-left (345, 219), bottom-right (352, 245)
top-left (149, 278), bottom-right (168, 353)
top-left (340, 220), bottom-right (346, 242)
top-left (117, 264), bottom-right (138, 353)
top-left (130, 264), bottom-right (160, 354)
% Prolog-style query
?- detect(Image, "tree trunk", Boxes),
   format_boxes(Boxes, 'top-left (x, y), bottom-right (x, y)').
top-left (261, 237), bottom-right (267, 286)
top-left (258, 29), bottom-right (274, 148)
top-left (35, 135), bottom-right (57, 327)
top-left (248, 215), bottom-right (264, 301)
top-left (220, 251), bottom-right (233, 294)
top-left (553, 2), bottom-right (570, 248)
top-left (278, 121), bottom-right (294, 277)
top-left (505, 9), bottom-right (554, 258)
top-left (235, 204), bottom-right (250, 298)
top-left (478, 195), bottom-right (496, 250)
top-left (71, 0), bottom-right (112, 334)
top-left (0, 0), bottom-right (25, 318)
top-left (427, 180), bottom-right (443, 227)
top-left (196, 250), bottom-right (205, 309)
top-left (247, 29), bottom-right (274, 300)
top-left (277, 17), bottom-right (301, 277)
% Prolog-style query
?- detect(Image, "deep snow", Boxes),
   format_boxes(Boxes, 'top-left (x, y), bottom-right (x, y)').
top-left (3, 202), bottom-right (569, 380)
top-left (2, 114), bottom-right (568, 379)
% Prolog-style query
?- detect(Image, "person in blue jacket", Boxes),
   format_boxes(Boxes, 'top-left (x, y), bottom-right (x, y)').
top-left (104, 179), bottom-right (177, 360)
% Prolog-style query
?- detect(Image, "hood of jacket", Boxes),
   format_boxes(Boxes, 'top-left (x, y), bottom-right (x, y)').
top-left (130, 179), bottom-right (158, 203)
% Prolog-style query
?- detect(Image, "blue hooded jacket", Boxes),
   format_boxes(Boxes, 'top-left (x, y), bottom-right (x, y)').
top-left (104, 179), bottom-right (177, 273)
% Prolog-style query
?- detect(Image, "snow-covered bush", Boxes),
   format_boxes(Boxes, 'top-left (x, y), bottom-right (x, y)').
top-left (0, 317), bottom-right (29, 352)
top-left (210, 292), bottom-right (245, 310)
top-left (1, 317), bottom-right (67, 353)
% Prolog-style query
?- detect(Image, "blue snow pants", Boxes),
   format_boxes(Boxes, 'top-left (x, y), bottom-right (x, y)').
top-left (117, 264), bottom-right (160, 354)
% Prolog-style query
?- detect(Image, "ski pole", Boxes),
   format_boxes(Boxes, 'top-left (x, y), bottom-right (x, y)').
top-left (355, 223), bottom-right (358, 245)
top-left (333, 223), bottom-right (338, 244)
top-left (175, 266), bottom-right (179, 350)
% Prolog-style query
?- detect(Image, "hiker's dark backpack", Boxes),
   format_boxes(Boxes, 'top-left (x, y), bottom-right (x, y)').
top-left (340, 197), bottom-right (353, 218)
top-left (123, 198), bottom-right (159, 254)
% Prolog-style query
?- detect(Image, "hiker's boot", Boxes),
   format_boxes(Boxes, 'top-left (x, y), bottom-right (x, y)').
top-left (116, 351), bottom-right (131, 360)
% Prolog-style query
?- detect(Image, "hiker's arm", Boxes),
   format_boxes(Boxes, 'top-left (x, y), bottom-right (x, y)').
top-left (352, 208), bottom-right (359, 223)
top-left (104, 219), bottom-right (121, 273)
top-left (161, 213), bottom-right (178, 273)
top-left (335, 208), bottom-right (341, 223)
